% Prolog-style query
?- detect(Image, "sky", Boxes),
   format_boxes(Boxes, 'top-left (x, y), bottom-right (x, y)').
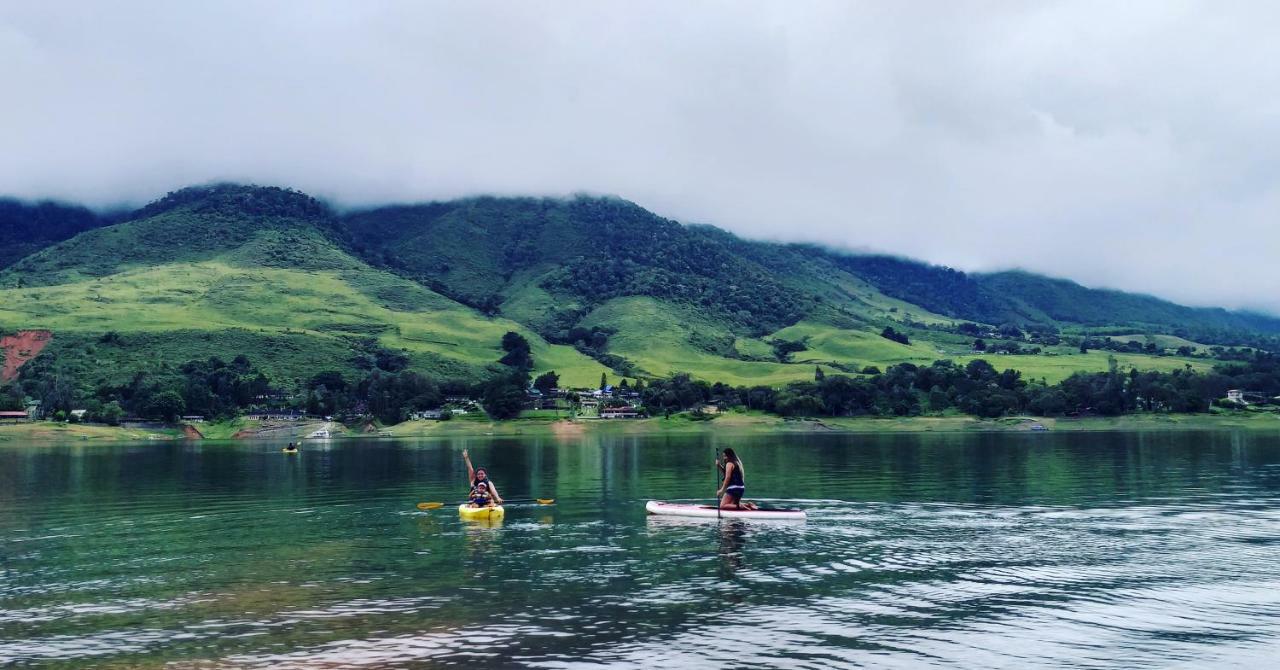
top-left (2, 1), bottom-right (1279, 313)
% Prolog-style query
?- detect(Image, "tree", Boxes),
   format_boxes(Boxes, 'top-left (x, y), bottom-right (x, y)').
top-left (482, 373), bottom-right (527, 420)
top-left (973, 338), bottom-right (986, 352)
top-left (880, 327), bottom-right (910, 345)
top-left (99, 401), bottom-right (124, 426)
top-left (499, 331), bottom-right (533, 370)
top-left (998, 324), bottom-right (1024, 339)
top-left (533, 371), bottom-right (560, 395)
top-left (814, 366), bottom-right (825, 382)
top-left (145, 391), bottom-right (186, 422)
top-left (600, 372), bottom-right (608, 390)
top-left (0, 384), bottom-right (23, 411)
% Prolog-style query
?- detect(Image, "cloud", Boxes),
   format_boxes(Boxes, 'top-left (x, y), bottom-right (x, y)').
top-left (2, 1), bottom-right (1278, 313)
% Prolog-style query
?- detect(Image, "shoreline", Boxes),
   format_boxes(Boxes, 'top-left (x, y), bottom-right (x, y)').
top-left (2, 410), bottom-right (1278, 443)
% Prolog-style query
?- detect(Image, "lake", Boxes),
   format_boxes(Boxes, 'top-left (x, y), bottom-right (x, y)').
top-left (3, 431), bottom-right (1280, 668)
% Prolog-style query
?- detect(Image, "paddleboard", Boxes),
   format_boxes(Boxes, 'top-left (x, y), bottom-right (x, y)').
top-left (645, 500), bottom-right (806, 521)
top-left (458, 504), bottom-right (504, 521)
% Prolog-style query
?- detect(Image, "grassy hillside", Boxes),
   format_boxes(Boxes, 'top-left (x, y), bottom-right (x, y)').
top-left (340, 196), bottom-right (821, 337)
top-left (0, 183), bottom-right (1265, 397)
top-left (0, 185), bottom-right (340, 287)
top-left (0, 260), bottom-right (610, 387)
top-left (0, 186), bottom-right (613, 388)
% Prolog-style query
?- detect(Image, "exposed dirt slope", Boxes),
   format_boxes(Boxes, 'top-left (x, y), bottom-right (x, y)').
top-left (1, 330), bottom-right (51, 382)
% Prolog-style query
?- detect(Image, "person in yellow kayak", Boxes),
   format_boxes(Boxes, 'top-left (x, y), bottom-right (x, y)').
top-left (463, 449), bottom-right (503, 508)
top-left (717, 448), bottom-right (758, 510)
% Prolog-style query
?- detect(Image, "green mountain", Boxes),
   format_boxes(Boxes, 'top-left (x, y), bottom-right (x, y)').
top-left (0, 185), bottom-right (612, 389)
top-left (0, 184), bottom-right (1275, 395)
top-left (0, 198), bottom-right (110, 270)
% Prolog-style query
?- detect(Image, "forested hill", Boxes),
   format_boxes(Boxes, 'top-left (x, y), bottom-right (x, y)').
top-left (1, 183), bottom-right (1278, 397)
top-left (834, 255), bottom-right (1280, 341)
top-left (338, 195), bottom-right (1280, 342)
top-left (339, 196), bottom-right (818, 336)
top-left (0, 199), bottom-right (110, 270)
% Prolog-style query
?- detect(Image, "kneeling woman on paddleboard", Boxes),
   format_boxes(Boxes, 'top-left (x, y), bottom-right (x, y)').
top-left (463, 449), bottom-right (503, 508)
top-left (717, 448), bottom-right (758, 510)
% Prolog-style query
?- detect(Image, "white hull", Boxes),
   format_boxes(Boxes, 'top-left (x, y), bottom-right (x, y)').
top-left (645, 500), bottom-right (806, 521)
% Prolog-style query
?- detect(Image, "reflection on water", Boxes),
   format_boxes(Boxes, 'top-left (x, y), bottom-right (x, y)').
top-left (3, 431), bottom-right (1280, 668)
top-left (718, 520), bottom-right (747, 579)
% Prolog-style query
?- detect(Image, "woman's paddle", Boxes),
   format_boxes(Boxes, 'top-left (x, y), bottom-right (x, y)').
top-left (416, 498), bottom-right (554, 511)
top-left (715, 448), bottom-right (723, 520)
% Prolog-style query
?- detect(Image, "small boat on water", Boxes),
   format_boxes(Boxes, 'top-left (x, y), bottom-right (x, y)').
top-left (458, 504), bottom-right (504, 521)
top-left (645, 500), bottom-right (806, 521)
top-left (307, 429), bottom-right (331, 439)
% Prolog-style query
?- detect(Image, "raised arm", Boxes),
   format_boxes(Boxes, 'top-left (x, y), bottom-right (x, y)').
top-left (463, 449), bottom-right (475, 485)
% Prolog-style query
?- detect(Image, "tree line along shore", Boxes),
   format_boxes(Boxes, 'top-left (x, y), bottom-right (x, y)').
top-left (2, 410), bottom-right (1279, 443)
top-left (4, 328), bottom-right (1280, 441)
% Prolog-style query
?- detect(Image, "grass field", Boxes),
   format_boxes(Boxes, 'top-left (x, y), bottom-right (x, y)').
top-left (0, 260), bottom-right (610, 387)
top-left (773, 321), bottom-right (943, 368)
top-left (0, 422), bottom-right (182, 441)
top-left (569, 297), bottom-right (1220, 387)
top-left (949, 351), bottom-right (1212, 384)
top-left (582, 297), bottom-right (828, 385)
top-left (1103, 333), bottom-right (1210, 350)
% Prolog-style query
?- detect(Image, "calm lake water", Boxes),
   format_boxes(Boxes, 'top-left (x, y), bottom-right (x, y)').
top-left (3, 431), bottom-right (1280, 668)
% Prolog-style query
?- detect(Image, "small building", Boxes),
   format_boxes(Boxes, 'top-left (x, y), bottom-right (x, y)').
top-left (250, 410), bottom-right (305, 421)
top-left (181, 415), bottom-right (205, 423)
top-left (411, 409), bottom-right (446, 420)
top-left (1226, 390), bottom-right (1246, 404)
top-left (70, 409), bottom-right (88, 420)
top-left (600, 408), bottom-right (640, 419)
top-left (0, 410), bottom-right (30, 423)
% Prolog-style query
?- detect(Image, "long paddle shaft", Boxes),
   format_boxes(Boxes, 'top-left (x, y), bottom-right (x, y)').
top-left (416, 498), bottom-right (554, 511)
top-left (715, 448), bottom-right (722, 520)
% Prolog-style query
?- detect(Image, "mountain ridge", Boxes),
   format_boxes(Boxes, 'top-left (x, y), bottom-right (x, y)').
top-left (5, 183), bottom-right (1274, 335)
top-left (0, 183), bottom-right (1275, 397)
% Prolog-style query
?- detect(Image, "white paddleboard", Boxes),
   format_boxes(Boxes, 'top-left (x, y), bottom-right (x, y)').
top-left (645, 500), bottom-right (806, 521)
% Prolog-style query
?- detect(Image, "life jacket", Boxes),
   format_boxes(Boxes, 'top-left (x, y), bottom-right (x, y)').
top-left (470, 478), bottom-right (492, 500)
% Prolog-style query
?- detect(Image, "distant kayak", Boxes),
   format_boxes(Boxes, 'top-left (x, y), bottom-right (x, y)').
top-left (458, 504), bottom-right (504, 521)
top-left (645, 500), bottom-right (806, 521)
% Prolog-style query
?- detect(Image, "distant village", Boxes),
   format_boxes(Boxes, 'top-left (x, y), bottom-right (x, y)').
top-left (0, 382), bottom-right (653, 426)
top-left (409, 384), bottom-right (646, 422)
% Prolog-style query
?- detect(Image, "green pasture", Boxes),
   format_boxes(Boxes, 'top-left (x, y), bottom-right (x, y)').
top-left (0, 261), bottom-right (609, 387)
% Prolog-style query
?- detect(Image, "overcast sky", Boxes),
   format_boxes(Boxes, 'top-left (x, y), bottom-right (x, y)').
top-left (2, 1), bottom-right (1278, 313)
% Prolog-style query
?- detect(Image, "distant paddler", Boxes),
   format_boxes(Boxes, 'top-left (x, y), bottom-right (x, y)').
top-left (463, 449), bottom-right (503, 508)
top-left (716, 448), bottom-right (758, 511)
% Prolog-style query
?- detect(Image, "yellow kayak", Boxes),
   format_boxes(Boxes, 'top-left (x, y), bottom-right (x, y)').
top-left (458, 504), bottom-right (504, 521)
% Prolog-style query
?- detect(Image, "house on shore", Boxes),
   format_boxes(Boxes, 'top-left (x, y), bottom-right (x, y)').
top-left (0, 410), bottom-right (30, 423)
top-left (600, 408), bottom-right (641, 419)
top-left (248, 410), bottom-right (306, 421)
